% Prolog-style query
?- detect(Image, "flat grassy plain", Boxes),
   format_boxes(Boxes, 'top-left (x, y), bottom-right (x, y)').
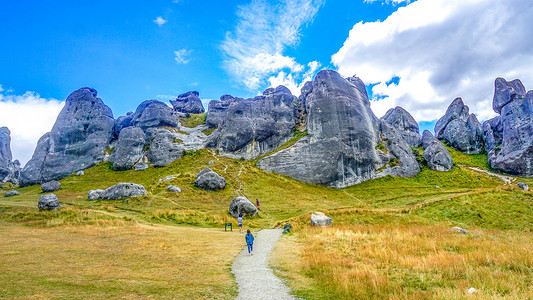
top-left (0, 144), bottom-right (532, 299)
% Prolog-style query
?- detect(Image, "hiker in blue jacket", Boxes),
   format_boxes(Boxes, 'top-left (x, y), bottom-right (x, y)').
top-left (245, 229), bottom-right (254, 255)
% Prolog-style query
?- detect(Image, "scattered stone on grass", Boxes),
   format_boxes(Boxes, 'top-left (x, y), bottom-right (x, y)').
top-left (38, 194), bottom-right (62, 211)
top-left (311, 212), bottom-right (332, 227)
top-left (76, 171), bottom-right (84, 176)
top-left (167, 185), bottom-right (181, 193)
top-left (229, 196), bottom-right (258, 218)
top-left (4, 190), bottom-right (19, 197)
top-left (41, 180), bottom-right (61, 192)
top-left (194, 168), bottom-right (226, 191)
top-left (451, 227), bottom-right (468, 234)
top-left (517, 182), bottom-right (529, 191)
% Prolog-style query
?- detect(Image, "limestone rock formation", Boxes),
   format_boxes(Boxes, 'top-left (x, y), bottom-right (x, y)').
top-left (194, 167), bottom-right (226, 191)
top-left (310, 212), bottom-right (332, 226)
top-left (376, 121), bottom-right (420, 178)
top-left (257, 70), bottom-right (383, 188)
top-left (0, 127), bottom-right (20, 184)
top-left (4, 190), bottom-right (19, 197)
top-left (421, 130), bottom-right (453, 171)
top-left (167, 185), bottom-right (181, 193)
top-left (484, 78), bottom-right (533, 176)
top-left (129, 100), bottom-right (180, 140)
top-left (434, 98), bottom-right (484, 154)
top-left (89, 183), bottom-right (146, 200)
top-left (206, 95), bottom-right (238, 128)
top-left (38, 194), bottom-right (62, 211)
top-left (113, 112), bottom-right (133, 137)
top-left (20, 87), bottom-right (114, 186)
top-left (517, 182), bottom-right (529, 191)
top-left (41, 180), bottom-right (61, 193)
top-left (206, 86), bottom-right (296, 159)
top-left (229, 196), bottom-right (258, 218)
top-left (170, 91), bottom-right (205, 114)
top-left (381, 106), bottom-right (422, 147)
top-left (111, 126), bottom-right (145, 171)
top-left (146, 129), bottom-right (185, 167)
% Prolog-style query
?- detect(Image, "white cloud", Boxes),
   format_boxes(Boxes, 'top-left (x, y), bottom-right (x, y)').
top-left (0, 89), bottom-right (64, 165)
top-left (268, 61), bottom-right (321, 95)
top-left (222, 0), bottom-right (324, 92)
top-left (174, 49), bottom-right (192, 64)
top-left (153, 16), bottom-right (168, 26)
top-left (332, 0), bottom-right (533, 125)
top-left (364, 0), bottom-right (411, 4)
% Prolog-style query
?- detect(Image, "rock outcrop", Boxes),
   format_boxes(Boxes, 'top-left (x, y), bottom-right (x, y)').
top-left (170, 91), bottom-right (205, 114)
top-left (0, 127), bottom-right (20, 184)
top-left (146, 129), bottom-right (185, 167)
top-left (20, 87), bottom-right (114, 186)
top-left (38, 194), bottom-right (62, 211)
top-left (381, 106), bottom-right (422, 147)
top-left (484, 78), bottom-right (533, 175)
top-left (421, 130), bottom-right (453, 171)
top-left (129, 100), bottom-right (180, 140)
top-left (229, 196), bottom-right (258, 218)
top-left (194, 168), bottom-right (226, 191)
top-left (206, 95), bottom-right (238, 128)
top-left (206, 86), bottom-right (296, 159)
top-left (434, 98), bottom-right (484, 154)
top-left (258, 70), bottom-right (390, 188)
top-left (41, 180), bottom-right (61, 192)
top-left (376, 121), bottom-right (420, 178)
top-left (111, 126), bottom-right (145, 171)
top-left (88, 183), bottom-right (146, 200)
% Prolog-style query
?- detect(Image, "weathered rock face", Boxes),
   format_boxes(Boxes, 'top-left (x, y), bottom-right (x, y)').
top-left (113, 112), bottom-right (133, 137)
top-left (0, 127), bottom-right (13, 181)
top-left (20, 87), bottom-right (114, 186)
top-left (310, 212), bottom-right (332, 227)
top-left (434, 98), bottom-right (484, 154)
top-left (257, 70), bottom-right (382, 188)
top-left (229, 196), bottom-right (258, 218)
top-left (493, 78), bottom-right (526, 114)
top-left (484, 78), bottom-right (533, 176)
top-left (38, 194), bottom-right (62, 211)
top-left (146, 129), bottom-right (185, 167)
top-left (170, 91), bottom-right (205, 114)
top-left (206, 86), bottom-right (297, 159)
top-left (111, 126), bottom-right (145, 171)
top-left (381, 106), bottom-right (422, 147)
top-left (89, 183), bottom-right (147, 200)
top-left (0, 127), bottom-right (20, 184)
top-left (130, 100), bottom-right (180, 136)
top-left (41, 180), bottom-right (61, 192)
top-left (194, 167), bottom-right (226, 191)
top-left (421, 130), bottom-right (453, 172)
top-left (205, 95), bottom-right (238, 128)
top-left (376, 121), bottom-right (420, 178)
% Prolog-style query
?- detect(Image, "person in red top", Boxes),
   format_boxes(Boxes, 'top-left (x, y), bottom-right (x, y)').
top-left (256, 199), bottom-right (260, 211)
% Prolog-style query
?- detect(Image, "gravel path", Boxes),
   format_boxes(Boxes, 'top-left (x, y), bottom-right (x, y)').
top-left (232, 229), bottom-right (294, 300)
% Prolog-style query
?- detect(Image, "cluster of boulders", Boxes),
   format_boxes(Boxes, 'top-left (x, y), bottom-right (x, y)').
top-left (1, 69), bottom-right (530, 191)
top-left (88, 183), bottom-right (147, 200)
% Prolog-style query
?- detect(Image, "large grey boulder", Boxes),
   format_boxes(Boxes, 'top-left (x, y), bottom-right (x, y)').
top-left (310, 212), bottom-right (332, 227)
top-left (421, 130), bottom-right (453, 171)
top-left (146, 129), bottom-right (185, 167)
top-left (111, 126), bottom-right (146, 171)
top-left (170, 91), bottom-right (205, 114)
top-left (4, 190), bottom-right (19, 197)
top-left (257, 70), bottom-right (382, 188)
top-left (194, 167), bottom-right (226, 191)
top-left (229, 196), bottom-right (258, 218)
top-left (38, 194), bottom-right (62, 211)
top-left (381, 106), bottom-right (422, 147)
top-left (41, 180), bottom-right (61, 192)
top-left (205, 95), bottom-right (238, 128)
top-left (206, 86), bottom-right (297, 159)
top-left (20, 87), bottom-right (114, 186)
top-left (129, 100), bottom-right (180, 142)
top-left (485, 78), bottom-right (533, 176)
top-left (517, 182), bottom-right (529, 191)
top-left (434, 98), bottom-right (484, 154)
top-left (493, 77), bottom-right (526, 114)
top-left (90, 183), bottom-right (146, 200)
top-left (113, 112), bottom-right (133, 137)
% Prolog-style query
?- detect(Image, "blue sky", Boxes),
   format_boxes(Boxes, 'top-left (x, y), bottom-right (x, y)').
top-left (1, 0), bottom-right (532, 164)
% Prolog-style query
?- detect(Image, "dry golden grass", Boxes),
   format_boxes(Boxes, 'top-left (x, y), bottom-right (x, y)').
top-left (0, 221), bottom-right (243, 299)
top-left (271, 225), bottom-right (533, 300)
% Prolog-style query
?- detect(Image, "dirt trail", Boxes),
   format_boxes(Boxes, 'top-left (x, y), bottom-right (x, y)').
top-left (467, 166), bottom-right (515, 184)
top-left (232, 229), bottom-right (294, 300)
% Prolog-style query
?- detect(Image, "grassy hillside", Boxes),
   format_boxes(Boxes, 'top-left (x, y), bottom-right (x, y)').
top-left (0, 147), bottom-right (531, 299)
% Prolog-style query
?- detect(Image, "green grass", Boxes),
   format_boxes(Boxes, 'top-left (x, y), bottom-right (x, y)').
top-left (179, 113), bottom-right (207, 128)
top-left (1, 146), bottom-right (532, 299)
